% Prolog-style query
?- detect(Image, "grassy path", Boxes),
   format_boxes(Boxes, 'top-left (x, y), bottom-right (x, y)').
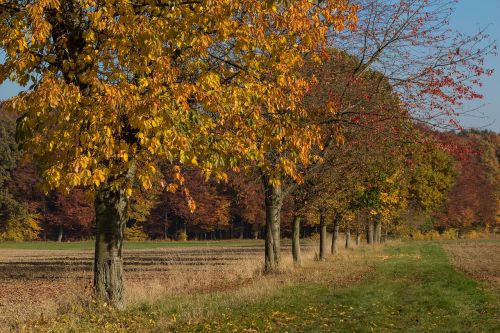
top-left (173, 242), bottom-right (500, 332)
top-left (22, 241), bottom-right (500, 332)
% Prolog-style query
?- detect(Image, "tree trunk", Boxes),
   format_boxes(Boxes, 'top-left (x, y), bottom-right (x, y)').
top-left (374, 219), bottom-right (381, 244)
top-left (356, 231), bottom-right (360, 246)
top-left (57, 225), bottom-right (64, 242)
top-left (252, 230), bottom-right (259, 240)
top-left (345, 228), bottom-right (351, 249)
top-left (94, 184), bottom-right (129, 308)
top-left (319, 211), bottom-right (327, 260)
top-left (263, 178), bottom-right (283, 273)
top-left (292, 215), bottom-right (302, 266)
top-left (331, 217), bottom-right (339, 255)
top-left (367, 220), bottom-right (374, 245)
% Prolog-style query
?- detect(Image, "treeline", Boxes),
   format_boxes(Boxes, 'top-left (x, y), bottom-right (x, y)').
top-left (1, 104), bottom-right (498, 242)
top-left (1, 0), bottom-right (497, 307)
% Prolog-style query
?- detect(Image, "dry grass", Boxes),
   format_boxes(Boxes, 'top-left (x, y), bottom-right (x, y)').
top-left (0, 236), bottom-right (382, 332)
top-left (442, 240), bottom-right (500, 291)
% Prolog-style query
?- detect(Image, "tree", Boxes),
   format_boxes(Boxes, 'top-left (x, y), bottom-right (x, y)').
top-left (334, 0), bottom-right (495, 129)
top-left (437, 131), bottom-right (499, 233)
top-left (1, 0), bottom-right (359, 303)
top-left (0, 105), bottom-right (40, 241)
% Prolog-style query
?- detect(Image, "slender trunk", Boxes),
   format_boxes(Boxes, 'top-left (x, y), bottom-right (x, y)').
top-left (94, 184), bottom-right (129, 308)
top-left (57, 225), bottom-right (64, 242)
top-left (356, 231), bottom-right (360, 246)
top-left (367, 220), bottom-right (374, 245)
top-left (164, 205), bottom-right (169, 240)
top-left (319, 211), bottom-right (327, 260)
top-left (374, 219), bottom-right (381, 244)
top-left (345, 228), bottom-right (351, 249)
top-left (263, 178), bottom-right (283, 273)
top-left (292, 215), bottom-right (302, 266)
top-left (331, 217), bottom-right (339, 255)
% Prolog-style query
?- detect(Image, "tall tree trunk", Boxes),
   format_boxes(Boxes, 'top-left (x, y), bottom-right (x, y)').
top-left (356, 231), bottom-right (360, 246)
top-left (252, 230), bottom-right (259, 240)
top-left (164, 204), bottom-right (169, 239)
top-left (367, 220), bottom-right (374, 245)
top-left (57, 225), bottom-right (64, 242)
top-left (331, 216), bottom-right (339, 255)
top-left (94, 184), bottom-right (129, 308)
top-left (374, 219), bottom-right (381, 244)
top-left (263, 177), bottom-right (283, 273)
top-left (292, 215), bottom-right (302, 266)
top-left (345, 228), bottom-right (351, 249)
top-left (319, 211), bottom-right (327, 260)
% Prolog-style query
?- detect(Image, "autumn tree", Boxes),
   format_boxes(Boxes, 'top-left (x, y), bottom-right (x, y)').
top-left (437, 131), bottom-right (499, 233)
top-left (0, 105), bottom-right (40, 241)
top-left (333, 0), bottom-right (495, 129)
top-left (1, 0), bottom-right (360, 303)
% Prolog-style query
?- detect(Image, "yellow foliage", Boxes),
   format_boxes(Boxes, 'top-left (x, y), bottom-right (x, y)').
top-left (177, 230), bottom-right (188, 242)
top-left (0, 213), bottom-right (41, 242)
top-left (124, 225), bottom-right (148, 241)
top-left (2, 0), bottom-right (358, 196)
top-left (411, 229), bottom-right (457, 241)
top-left (463, 229), bottom-right (493, 240)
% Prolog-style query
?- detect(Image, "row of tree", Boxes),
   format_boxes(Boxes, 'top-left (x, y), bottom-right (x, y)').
top-left (2, 85), bottom-right (498, 244)
top-left (0, 0), bottom-right (496, 307)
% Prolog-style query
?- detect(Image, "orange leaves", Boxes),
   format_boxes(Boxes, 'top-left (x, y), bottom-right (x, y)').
top-left (1, 0), bottom-right (358, 200)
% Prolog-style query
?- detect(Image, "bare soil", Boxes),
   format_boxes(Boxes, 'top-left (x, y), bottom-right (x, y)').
top-left (442, 240), bottom-right (500, 290)
top-left (0, 242), bottom-right (324, 330)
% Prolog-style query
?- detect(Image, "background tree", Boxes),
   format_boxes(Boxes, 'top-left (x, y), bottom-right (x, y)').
top-left (0, 105), bottom-right (40, 241)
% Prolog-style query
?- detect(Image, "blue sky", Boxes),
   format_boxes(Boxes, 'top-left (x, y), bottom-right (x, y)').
top-left (0, 0), bottom-right (499, 132)
top-left (450, 0), bottom-right (500, 132)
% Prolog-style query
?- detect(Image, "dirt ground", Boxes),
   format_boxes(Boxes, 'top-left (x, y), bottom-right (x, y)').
top-left (0, 247), bottom-right (258, 329)
top-left (442, 240), bottom-right (500, 290)
top-left (0, 242), bottom-right (322, 330)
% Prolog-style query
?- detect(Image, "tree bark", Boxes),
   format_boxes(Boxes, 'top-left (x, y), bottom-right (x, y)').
top-left (292, 215), bottom-right (302, 266)
top-left (263, 177), bottom-right (283, 273)
top-left (331, 216), bottom-right (339, 255)
top-left (374, 219), bottom-right (381, 244)
top-left (319, 211), bottom-right (327, 260)
top-left (367, 220), bottom-right (374, 245)
top-left (57, 225), bottom-right (64, 242)
top-left (356, 231), bottom-right (360, 246)
top-left (94, 184), bottom-right (129, 308)
top-left (345, 228), bottom-right (351, 249)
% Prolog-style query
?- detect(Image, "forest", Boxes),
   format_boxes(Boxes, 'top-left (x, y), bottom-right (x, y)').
top-left (0, 0), bottom-right (499, 330)
top-left (1, 102), bottom-right (499, 244)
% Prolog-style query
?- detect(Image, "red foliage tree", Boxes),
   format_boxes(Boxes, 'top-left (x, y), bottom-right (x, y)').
top-left (437, 131), bottom-right (499, 232)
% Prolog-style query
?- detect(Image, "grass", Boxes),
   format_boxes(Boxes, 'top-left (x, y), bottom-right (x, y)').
top-left (18, 241), bottom-right (500, 332)
top-left (171, 242), bottom-right (499, 332)
top-left (0, 239), bottom-right (264, 250)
